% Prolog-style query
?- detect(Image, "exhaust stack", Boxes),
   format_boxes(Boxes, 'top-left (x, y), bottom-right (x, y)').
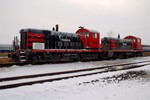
top-left (56, 24), bottom-right (59, 31)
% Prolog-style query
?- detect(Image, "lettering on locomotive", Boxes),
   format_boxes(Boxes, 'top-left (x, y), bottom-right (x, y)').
top-left (59, 35), bottom-right (71, 42)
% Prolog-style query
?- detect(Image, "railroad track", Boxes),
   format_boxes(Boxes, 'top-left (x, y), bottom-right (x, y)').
top-left (0, 60), bottom-right (150, 90)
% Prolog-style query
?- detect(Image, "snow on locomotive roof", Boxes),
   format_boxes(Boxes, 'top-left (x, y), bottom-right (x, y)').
top-left (76, 28), bottom-right (100, 34)
top-left (87, 29), bottom-right (100, 33)
top-left (124, 35), bottom-right (141, 40)
top-left (20, 28), bottom-right (77, 35)
top-left (102, 37), bottom-right (133, 43)
top-left (20, 28), bottom-right (44, 33)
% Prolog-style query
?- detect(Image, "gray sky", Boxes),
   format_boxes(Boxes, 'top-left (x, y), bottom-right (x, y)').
top-left (0, 0), bottom-right (150, 44)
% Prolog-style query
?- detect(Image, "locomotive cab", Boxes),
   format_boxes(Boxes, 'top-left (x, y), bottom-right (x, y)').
top-left (76, 27), bottom-right (101, 49)
top-left (124, 35), bottom-right (142, 50)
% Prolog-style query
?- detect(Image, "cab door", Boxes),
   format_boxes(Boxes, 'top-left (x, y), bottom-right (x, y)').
top-left (89, 32), bottom-right (100, 49)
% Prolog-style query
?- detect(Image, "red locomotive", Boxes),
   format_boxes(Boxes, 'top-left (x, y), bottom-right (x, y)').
top-left (11, 25), bottom-right (143, 64)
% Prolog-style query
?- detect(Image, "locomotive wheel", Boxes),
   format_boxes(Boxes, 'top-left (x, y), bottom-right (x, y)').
top-left (108, 51), bottom-right (114, 58)
top-left (139, 52), bottom-right (142, 56)
top-left (49, 54), bottom-right (61, 63)
top-left (31, 56), bottom-right (40, 65)
top-left (80, 53), bottom-right (99, 61)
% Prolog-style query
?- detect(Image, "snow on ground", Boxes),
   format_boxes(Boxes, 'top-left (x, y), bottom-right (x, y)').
top-left (0, 57), bottom-right (150, 100)
top-left (0, 57), bottom-right (150, 78)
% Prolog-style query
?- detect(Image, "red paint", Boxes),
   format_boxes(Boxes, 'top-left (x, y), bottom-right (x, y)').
top-left (27, 38), bottom-right (44, 42)
top-left (124, 35), bottom-right (142, 50)
top-left (76, 28), bottom-right (101, 49)
top-left (26, 33), bottom-right (45, 49)
top-left (27, 33), bottom-right (44, 38)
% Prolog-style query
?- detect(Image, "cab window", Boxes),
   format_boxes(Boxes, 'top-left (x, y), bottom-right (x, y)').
top-left (92, 33), bottom-right (98, 38)
top-left (81, 33), bottom-right (89, 37)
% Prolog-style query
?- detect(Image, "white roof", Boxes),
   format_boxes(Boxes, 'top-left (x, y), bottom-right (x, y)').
top-left (0, 44), bottom-right (12, 48)
top-left (88, 29), bottom-right (100, 33)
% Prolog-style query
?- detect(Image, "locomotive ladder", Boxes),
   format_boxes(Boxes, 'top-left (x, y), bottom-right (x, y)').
top-left (19, 51), bottom-right (27, 63)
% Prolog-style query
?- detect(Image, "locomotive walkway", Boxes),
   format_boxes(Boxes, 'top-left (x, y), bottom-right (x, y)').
top-left (0, 60), bottom-right (150, 90)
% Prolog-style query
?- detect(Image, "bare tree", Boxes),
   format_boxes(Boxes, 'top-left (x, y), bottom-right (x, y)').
top-left (107, 30), bottom-right (115, 37)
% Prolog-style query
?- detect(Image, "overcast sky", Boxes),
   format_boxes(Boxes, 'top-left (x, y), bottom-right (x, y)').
top-left (0, 0), bottom-right (150, 44)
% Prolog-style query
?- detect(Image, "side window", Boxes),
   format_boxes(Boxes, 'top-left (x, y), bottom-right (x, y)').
top-left (92, 33), bottom-right (98, 38)
top-left (132, 39), bottom-right (136, 43)
top-left (81, 33), bottom-right (89, 37)
top-left (138, 39), bottom-right (140, 43)
top-left (86, 33), bottom-right (89, 37)
top-left (81, 33), bottom-right (86, 37)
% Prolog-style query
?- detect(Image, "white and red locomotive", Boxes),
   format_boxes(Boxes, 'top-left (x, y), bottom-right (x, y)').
top-left (11, 25), bottom-right (143, 64)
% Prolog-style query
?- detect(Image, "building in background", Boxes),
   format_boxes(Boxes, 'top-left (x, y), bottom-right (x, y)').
top-left (0, 44), bottom-right (13, 52)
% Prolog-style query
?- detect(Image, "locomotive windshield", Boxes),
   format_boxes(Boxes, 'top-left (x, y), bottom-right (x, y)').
top-left (81, 33), bottom-right (89, 37)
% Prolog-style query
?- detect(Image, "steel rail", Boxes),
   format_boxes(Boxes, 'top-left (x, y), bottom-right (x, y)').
top-left (0, 60), bottom-right (150, 82)
top-left (0, 62), bottom-right (150, 90)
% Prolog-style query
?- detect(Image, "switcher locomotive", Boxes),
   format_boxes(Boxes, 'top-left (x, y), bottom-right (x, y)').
top-left (11, 25), bottom-right (143, 64)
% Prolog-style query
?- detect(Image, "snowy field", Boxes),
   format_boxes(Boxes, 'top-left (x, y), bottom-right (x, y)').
top-left (0, 57), bottom-right (150, 100)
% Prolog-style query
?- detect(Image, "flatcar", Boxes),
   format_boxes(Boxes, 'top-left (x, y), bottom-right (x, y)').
top-left (10, 25), bottom-right (143, 64)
